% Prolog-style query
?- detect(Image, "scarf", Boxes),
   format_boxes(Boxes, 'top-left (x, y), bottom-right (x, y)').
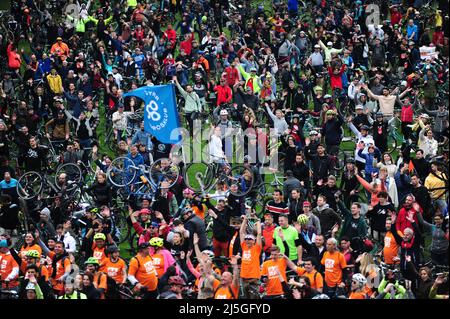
top-left (51, 252), bottom-right (68, 278)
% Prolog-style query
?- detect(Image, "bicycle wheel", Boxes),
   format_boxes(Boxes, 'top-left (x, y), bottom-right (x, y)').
top-left (107, 157), bottom-right (137, 187)
top-left (223, 165), bottom-right (255, 197)
top-left (55, 163), bottom-right (82, 187)
top-left (17, 172), bottom-right (43, 200)
top-left (387, 133), bottom-right (399, 155)
top-left (183, 162), bottom-right (215, 192)
top-left (149, 158), bottom-right (180, 189)
top-left (114, 213), bottom-right (130, 244)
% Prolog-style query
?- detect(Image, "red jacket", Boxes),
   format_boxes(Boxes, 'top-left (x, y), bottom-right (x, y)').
top-left (432, 31), bottom-right (444, 46)
top-left (390, 10), bottom-right (402, 26)
top-left (214, 85), bottom-right (232, 105)
top-left (7, 43), bottom-right (21, 70)
top-left (401, 104), bottom-right (414, 123)
top-left (329, 65), bottom-right (346, 90)
top-left (163, 28), bottom-right (177, 44)
top-left (180, 33), bottom-right (194, 56)
top-left (134, 29), bottom-right (145, 43)
top-left (396, 205), bottom-right (422, 234)
top-left (224, 66), bottom-right (240, 87)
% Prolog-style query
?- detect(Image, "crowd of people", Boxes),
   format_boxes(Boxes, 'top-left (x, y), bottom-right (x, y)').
top-left (0, 0), bottom-right (449, 300)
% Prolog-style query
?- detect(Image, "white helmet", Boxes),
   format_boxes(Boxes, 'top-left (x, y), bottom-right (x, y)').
top-left (352, 273), bottom-right (367, 286)
top-left (220, 109), bottom-right (228, 116)
top-left (312, 294), bottom-right (330, 299)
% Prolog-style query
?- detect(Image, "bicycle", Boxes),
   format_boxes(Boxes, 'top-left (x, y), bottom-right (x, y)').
top-left (183, 156), bottom-right (255, 197)
top-left (107, 157), bottom-right (180, 199)
top-left (16, 163), bottom-right (83, 202)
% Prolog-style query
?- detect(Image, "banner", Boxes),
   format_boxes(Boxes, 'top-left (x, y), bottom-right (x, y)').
top-left (419, 46), bottom-right (439, 61)
top-left (123, 84), bottom-right (182, 144)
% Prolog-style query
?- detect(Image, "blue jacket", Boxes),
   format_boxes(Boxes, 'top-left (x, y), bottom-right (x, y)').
top-left (288, 0), bottom-right (298, 12)
top-left (357, 148), bottom-right (381, 174)
top-left (126, 153), bottom-right (145, 167)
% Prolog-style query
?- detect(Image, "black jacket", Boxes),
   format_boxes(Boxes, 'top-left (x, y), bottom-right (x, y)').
top-left (204, 200), bottom-right (235, 243)
top-left (309, 154), bottom-right (333, 183)
top-left (183, 213), bottom-right (208, 251)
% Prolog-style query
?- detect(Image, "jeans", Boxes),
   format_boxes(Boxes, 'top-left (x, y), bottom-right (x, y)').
top-left (432, 199), bottom-right (447, 216)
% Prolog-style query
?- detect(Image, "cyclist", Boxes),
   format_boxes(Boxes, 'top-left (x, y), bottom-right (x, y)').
top-left (261, 245), bottom-right (288, 299)
top-left (159, 275), bottom-right (186, 299)
top-left (84, 257), bottom-right (109, 299)
top-left (321, 237), bottom-right (348, 298)
top-left (49, 241), bottom-right (72, 296)
top-left (128, 242), bottom-right (159, 299)
top-left (0, 238), bottom-right (19, 292)
top-left (349, 273), bottom-right (368, 299)
top-left (100, 246), bottom-right (127, 286)
top-left (239, 214), bottom-right (262, 299)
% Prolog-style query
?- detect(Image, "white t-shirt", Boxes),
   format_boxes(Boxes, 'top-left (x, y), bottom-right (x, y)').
top-left (209, 135), bottom-right (224, 163)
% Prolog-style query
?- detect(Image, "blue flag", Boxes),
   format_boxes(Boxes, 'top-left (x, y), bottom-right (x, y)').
top-left (123, 84), bottom-right (182, 144)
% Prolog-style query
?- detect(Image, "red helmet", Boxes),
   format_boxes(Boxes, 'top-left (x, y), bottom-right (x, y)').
top-left (168, 276), bottom-right (186, 286)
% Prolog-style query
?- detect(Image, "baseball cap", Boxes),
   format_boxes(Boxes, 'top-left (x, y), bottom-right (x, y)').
top-left (250, 67), bottom-right (257, 72)
top-left (310, 130), bottom-right (318, 135)
top-left (355, 105), bottom-right (364, 110)
top-left (327, 41), bottom-right (333, 46)
top-left (140, 208), bottom-right (151, 215)
top-left (220, 109), bottom-right (228, 115)
top-left (314, 44), bottom-right (320, 48)
top-left (151, 222), bottom-right (159, 228)
top-left (303, 201), bottom-right (311, 207)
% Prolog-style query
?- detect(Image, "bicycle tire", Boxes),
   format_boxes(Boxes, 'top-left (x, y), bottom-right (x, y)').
top-left (17, 171), bottom-right (43, 200)
top-left (183, 162), bottom-right (215, 193)
top-left (387, 133), bottom-right (399, 155)
top-left (55, 163), bottom-right (83, 187)
top-left (107, 157), bottom-right (137, 187)
top-left (223, 165), bottom-right (255, 197)
top-left (129, 231), bottom-right (139, 255)
top-left (149, 158), bottom-right (180, 189)
top-left (114, 213), bottom-right (130, 244)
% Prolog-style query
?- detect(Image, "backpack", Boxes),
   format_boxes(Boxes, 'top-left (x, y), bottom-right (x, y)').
top-left (214, 284), bottom-right (237, 299)
top-left (97, 272), bottom-right (119, 299)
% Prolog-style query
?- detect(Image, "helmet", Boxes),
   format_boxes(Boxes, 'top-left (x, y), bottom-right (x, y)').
top-left (183, 188), bottom-right (195, 196)
top-left (202, 250), bottom-right (215, 259)
top-left (84, 257), bottom-right (100, 266)
top-left (149, 237), bottom-right (164, 248)
top-left (243, 155), bottom-right (252, 162)
top-left (86, 206), bottom-right (99, 214)
top-left (352, 273), bottom-right (367, 286)
top-left (312, 294), bottom-right (330, 299)
top-left (326, 110), bottom-right (336, 116)
top-left (346, 157), bottom-right (355, 164)
top-left (168, 276), bottom-right (186, 286)
top-left (201, 15), bottom-right (208, 23)
top-left (360, 125), bottom-right (370, 131)
top-left (220, 109), bottom-right (228, 116)
top-left (93, 233), bottom-right (106, 241)
top-left (26, 250), bottom-right (40, 258)
top-left (297, 214), bottom-right (309, 225)
top-left (376, 112), bottom-right (384, 117)
top-left (324, 94), bottom-right (332, 99)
